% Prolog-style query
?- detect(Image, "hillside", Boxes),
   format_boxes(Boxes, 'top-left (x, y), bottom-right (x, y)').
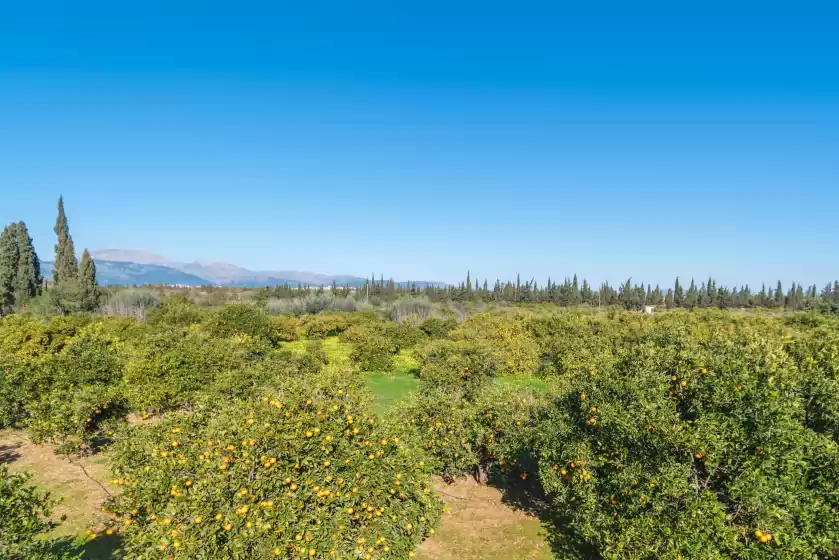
top-left (38, 251), bottom-right (444, 288)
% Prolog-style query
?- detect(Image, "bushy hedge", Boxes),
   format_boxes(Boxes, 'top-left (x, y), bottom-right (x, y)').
top-left (106, 367), bottom-right (441, 559)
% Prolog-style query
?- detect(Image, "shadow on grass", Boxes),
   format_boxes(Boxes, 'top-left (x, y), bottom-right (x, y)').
top-left (488, 471), bottom-right (601, 560)
top-left (52, 532), bottom-right (124, 560)
top-left (0, 441), bottom-right (22, 463)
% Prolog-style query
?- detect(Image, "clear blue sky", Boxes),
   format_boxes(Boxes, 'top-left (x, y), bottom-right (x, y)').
top-left (1, 1), bottom-right (837, 287)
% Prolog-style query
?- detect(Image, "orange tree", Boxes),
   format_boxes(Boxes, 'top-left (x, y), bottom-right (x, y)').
top-left (1, 322), bottom-right (127, 453)
top-left (298, 314), bottom-right (352, 339)
top-left (449, 311), bottom-right (539, 376)
top-left (0, 465), bottom-right (81, 560)
top-left (531, 323), bottom-right (839, 559)
top-left (105, 366), bottom-right (441, 559)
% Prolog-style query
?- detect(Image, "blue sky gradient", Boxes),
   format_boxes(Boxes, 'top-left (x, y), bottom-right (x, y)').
top-left (1, 1), bottom-right (837, 286)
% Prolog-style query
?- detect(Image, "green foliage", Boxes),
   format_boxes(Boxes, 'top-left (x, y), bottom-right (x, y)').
top-left (0, 465), bottom-right (80, 560)
top-left (146, 295), bottom-right (199, 326)
top-left (391, 389), bottom-right (481, 477)
top-left (203, 304), bottom-right (278, 343)
top-left (78, 249), bottom-right (100, 312)
top-left (52, 196), bottom-right (78, 287)
top-left (530, 324), bottom-right (839, 559)
top-left (106, 368), bottom-right (442, 559)
top-left (529, 311), bottom-right (627, 376)
top-left (12, 222), bottom-right (41, 307)
top-left (349, 328), bottom-right (397, 372)
top-left (416, 340), bottom-right (495, 396)
top-left (450, 312), bottom-right (540, 376)
top-left (269, 315), bottom-right (299, 342)
top-left (0, 224), bottom-right (19, 314)
top-left (419, 317), bottom-right (457, 339)
top-left (299, 313), bottom-right (352, 338)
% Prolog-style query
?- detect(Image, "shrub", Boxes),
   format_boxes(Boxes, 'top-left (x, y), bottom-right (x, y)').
top-left (0, 314), bottom-right (49, 360)
top-left (101, 289), bottom-right (160, 320)
top-left (147, 296), bottom-right (204, 327)
top-left (106, 369), bottom-right (441, 559)
top-left (269, 315), bottom-right (299, 342)
top-left (416, 340), bottom-right (495, 396)
top-left (450, 312), bottom-right (540, 376)
top-left (388, 296), bottom-right (440, 324)
top-left (0, 465), bottom-right (80, 560)
top-left (531, 326), bottom-right (839, 559)
top-left (390, 389), bottom-right (481, 477)
top-left (350, 329), bottom-right (397, 372)
top-left (267, 295), bottom-right (365, 317)
top-left (306, 338), bottom-right (329, 364)
top-left (529, 312), bottom-right (626, 377)
top-left (6, 323), bottom-right (127, 451)
top-left (299, 314), bottom-right (351, 338)
top-left (419, 317), bottom-right (456, 339)
top-left (122, 327), bottom-right (265, 412)
top-left (203, 304), bottom-right (278, 343)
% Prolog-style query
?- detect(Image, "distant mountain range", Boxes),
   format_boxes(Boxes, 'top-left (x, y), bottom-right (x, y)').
top-left (39, 249), bottom-right (444, 288)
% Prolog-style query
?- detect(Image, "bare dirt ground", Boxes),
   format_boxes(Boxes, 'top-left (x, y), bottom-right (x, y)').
top-left (417, 477), bottom-right (552, 560)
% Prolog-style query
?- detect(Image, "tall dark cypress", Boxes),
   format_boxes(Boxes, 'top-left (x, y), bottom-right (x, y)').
top-left (13, 221), bottom-right (41, 306)
top-left (674, 277), bottom-right (683, 307)
top-left (78, 249), bottom-right (100, 312)
top-left (0, 225), bottom-right (19, 313)
top-left (53, 196), bottom-right (78, 285)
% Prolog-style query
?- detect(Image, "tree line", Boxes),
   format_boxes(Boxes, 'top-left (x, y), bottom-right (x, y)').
top-left (260, 270), bottom-right (839, 313)
top-left (0, 197), bottom-right (99, 315)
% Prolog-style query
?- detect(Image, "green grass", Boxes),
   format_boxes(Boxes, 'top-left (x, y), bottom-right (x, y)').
top-left (365, 369), bottom-right (421, 415)
top-left (498, 376), bottom-right (555, 392)
top-left (365, 350), bottom-right (422, 415)
top-left (284, 338), bottom-right (422, 415)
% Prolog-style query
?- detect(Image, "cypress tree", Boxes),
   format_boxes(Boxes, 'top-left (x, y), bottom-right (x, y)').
top-left (53, 196), bottom-right (78, 285)
top-left (78, 249), bottom-right (100, 312)
top-left (13, 221), bottom-right (41, 306)
top-left (674, 277), bottom-right (684, 307)
top-left (0, 225), bottom-right (19, 313)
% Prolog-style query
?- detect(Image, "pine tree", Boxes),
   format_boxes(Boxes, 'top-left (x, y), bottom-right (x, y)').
top-left (465, 271), bottom-right (472, 294)
top-left (53, 196), bottom-right (78, 285)
top-left (13, 221), bottom-right (41, 306)
top-left (78, 249), bottom-right (99, 312)
top-left (0, 225), bottom-right (19, 313)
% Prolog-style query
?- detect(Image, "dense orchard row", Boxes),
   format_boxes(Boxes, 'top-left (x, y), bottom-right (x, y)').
top-left (1, 300), bottom-right (838, 559)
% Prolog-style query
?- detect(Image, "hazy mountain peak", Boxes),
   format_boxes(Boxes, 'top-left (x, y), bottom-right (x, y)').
top-left (91, 249), bottom-right (172, 265)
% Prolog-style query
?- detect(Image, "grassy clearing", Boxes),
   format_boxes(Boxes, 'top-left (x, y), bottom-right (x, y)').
top-left (367, 350), bottom-right (421, 415)
top-left (366, 369), bottom-right (422, 415)
top-left (0, 429), bottom-right (121, 559)
top-left (498, 375), bottom-right (556, 392)
top-left (417, 477), bottom-right (552, 560)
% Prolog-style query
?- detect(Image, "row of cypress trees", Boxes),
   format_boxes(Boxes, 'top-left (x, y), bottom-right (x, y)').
top-left (0, 197), bottom-right (99, 314)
